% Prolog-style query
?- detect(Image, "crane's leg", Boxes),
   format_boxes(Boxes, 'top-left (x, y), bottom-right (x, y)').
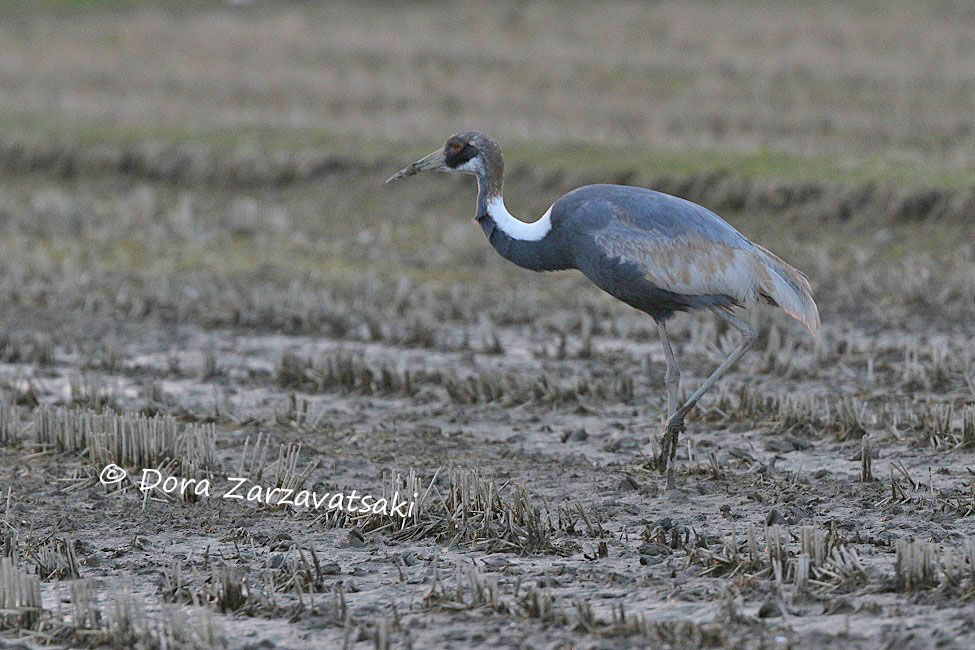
top-left (655, 320), bottom-right (682, 488)
top-left (655, 320), bottom-right (681, 418)
top-left (657, 310), bottom-right (757, 469)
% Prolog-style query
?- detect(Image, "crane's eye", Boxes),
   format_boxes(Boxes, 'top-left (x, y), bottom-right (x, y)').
top-left (445, 140), bottom-right (478, 168)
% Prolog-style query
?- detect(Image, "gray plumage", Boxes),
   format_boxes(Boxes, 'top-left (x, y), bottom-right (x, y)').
top-left (482, 183), bottom-right (817, 330)
top-left (386, 131), bottom-right (820, 476)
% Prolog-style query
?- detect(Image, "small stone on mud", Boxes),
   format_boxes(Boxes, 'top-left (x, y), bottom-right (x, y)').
top-left (729, 447), bottom-right (755, 462)
top-left (638, 542), bottom-right (670, 556)
top-left (482, 556), bottom-right (510, 569)
top-left (785, 435), bottom-right (812, 450)
top-left (652, 516), bottom-right (674, 530)
top-left (824, 597), bottom-right (855, 614)
top-left (320, 562), bottom-right (341, 575)
top-left (758, 599), bottom-right (783, 618)
top-left (766, 434), bottom-right (812, 453)
top-left (537, 576), bottom-right (564, 588)
top-left (618, 475), bottom-right (639, 490)
top-left (562, 427), bottom-right (588, 442)
top-left (605, 436), bottom-right (640, 452)
top-left (348, 527), bottom-right (366, 545)
top-left (242, 641), bottom-right (276, 650)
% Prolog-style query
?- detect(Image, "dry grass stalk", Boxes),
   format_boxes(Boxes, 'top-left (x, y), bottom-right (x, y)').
top-left (964, 540), bottom-right (975, 600)
top-left (160, 560), bottom-right (200, 606)
top-left (963, 406), bottom-right (975, 447)
top-left (69, 579), bottom-right (103, 633)
top-left (275, 351), bottom-right (415, 397)
top-left (236, 434), bottom-right (317, 507)
top-left (800, 526), bottom-right (827, 567)
top-left (860, 434), bottom-right (873, 482)
top-left (162, 561), bottom-right (280, 620)
top-left (88, 412), bottom-right (181, 470)
top-left (32, 405), bottom-right (96, 454)
top-left (0, 398), bottom-right (22, 445)
top-left (276, 349), bottom-right (632, 406)
top-left (33, 538), bottom-right (81, 581)
top-left (268, 442), bottom-right (318, 495)
top-left (424, 563), bottom-right (507, 614)
top-left (337, 467), bottom-right (583, 555)
top-left (31, 405), bottom-right (217, 474)
top-left (696, 527), bottom-right (760, 578)
top-left (210, 566), bottom-right (250, 613)
top-left (0, 557), bottom-right (42, 631)
top-left (439, 468), bottom-right (574, 554)
top-left (68, 374), bottom-right (117, 409)
top-left (766, 525), bottom-right (786, 583)
top-left (794, 554), bottom-right (811, 590)
top-left (809, 544), bottom-right (867, 593)
top-left (348, 468), bottom-right (429, 535)
top-left (263, 548), bottom-right (335, 595)
top-left (108, 590), bottom-right (228, 649)
top-left (896, 538), bottom-right (937, 592)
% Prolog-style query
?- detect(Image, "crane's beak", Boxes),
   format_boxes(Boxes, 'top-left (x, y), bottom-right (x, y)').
top-left (385, 149), bottom-right (447, 184)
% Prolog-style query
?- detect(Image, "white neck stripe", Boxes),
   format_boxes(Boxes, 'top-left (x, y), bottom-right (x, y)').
top-left (486, 196), bottom-right (553, 241)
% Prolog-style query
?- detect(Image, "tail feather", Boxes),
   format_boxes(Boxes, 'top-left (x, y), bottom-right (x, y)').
top-left (753, 244), bottom-right (820, 336)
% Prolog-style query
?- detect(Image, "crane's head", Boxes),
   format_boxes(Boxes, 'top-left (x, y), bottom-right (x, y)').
top-left (385, 131), bottom-right (502, 186)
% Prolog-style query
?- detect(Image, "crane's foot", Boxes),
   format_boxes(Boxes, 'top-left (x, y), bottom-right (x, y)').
top-left (656, 416), bottom-right (685, 473)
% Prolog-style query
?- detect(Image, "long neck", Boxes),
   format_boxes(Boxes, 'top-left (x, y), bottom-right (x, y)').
top-left (473, 176), bottom-right (566, 272)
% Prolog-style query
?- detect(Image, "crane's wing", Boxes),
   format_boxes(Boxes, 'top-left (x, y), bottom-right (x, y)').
top-left (592, 219), bottom-right (763, 302)
top-left (561, 186), bottom-right (819, 333)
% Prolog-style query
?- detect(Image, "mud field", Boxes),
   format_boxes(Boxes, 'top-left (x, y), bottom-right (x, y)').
top-left (2, 2), bottom-right (975, 649)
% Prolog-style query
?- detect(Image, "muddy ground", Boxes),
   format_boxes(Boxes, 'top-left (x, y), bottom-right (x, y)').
top-left (0, 157), bottom-right (972, 649)
top-left (1, 2), bottom-right (975, 648)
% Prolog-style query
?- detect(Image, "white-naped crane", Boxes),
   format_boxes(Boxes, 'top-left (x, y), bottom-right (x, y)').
top-left (386, 132), bottom-right (819, 479)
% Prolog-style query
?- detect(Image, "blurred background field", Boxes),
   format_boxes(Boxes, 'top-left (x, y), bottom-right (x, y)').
top-left (3, 0), bottom-right (975, 176)
top-left (0, 1), bottom-right (974, 648)
top-left (1, 0), bottom-right (973, 313)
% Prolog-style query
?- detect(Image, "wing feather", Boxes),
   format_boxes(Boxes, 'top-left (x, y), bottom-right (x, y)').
top-left (592, 224), bottom-right (769, 305)
top-left (568, 187), bottom-right (820, 334)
